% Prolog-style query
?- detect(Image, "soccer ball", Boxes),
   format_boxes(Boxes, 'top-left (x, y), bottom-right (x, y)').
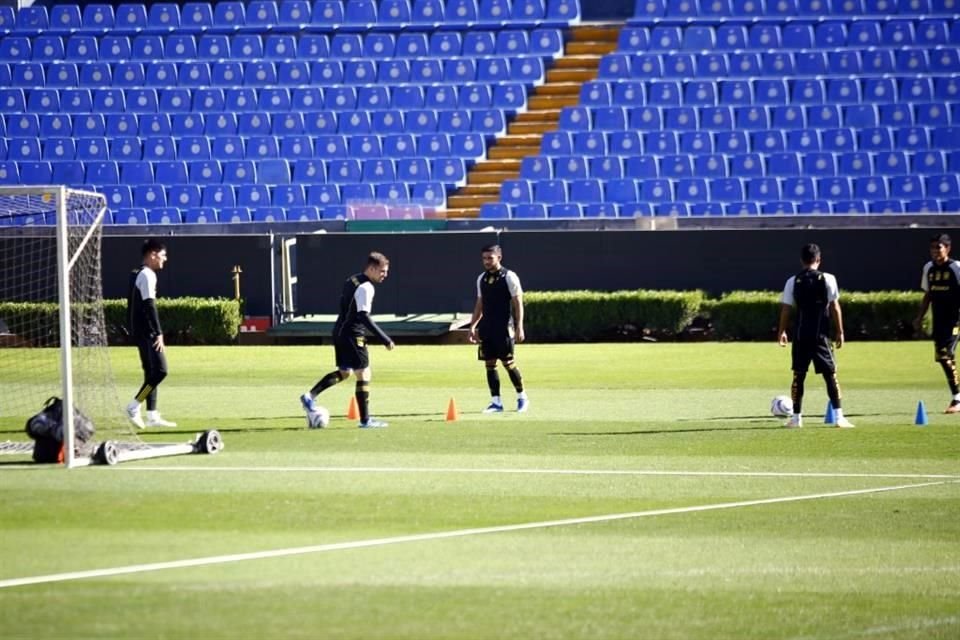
top-left (306, 406), bottom-right (330, 429)
top-left (770, 395), bottom-right (794, 418)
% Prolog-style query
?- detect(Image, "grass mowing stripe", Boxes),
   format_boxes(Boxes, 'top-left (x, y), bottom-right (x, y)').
top-left (112, 465), bottom-right (960, 479)
top-left (0, 479), bottom-right (952, 590)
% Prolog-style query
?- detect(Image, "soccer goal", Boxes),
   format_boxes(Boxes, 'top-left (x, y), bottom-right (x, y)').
top-left (0, 186), bottom-right (222, 467)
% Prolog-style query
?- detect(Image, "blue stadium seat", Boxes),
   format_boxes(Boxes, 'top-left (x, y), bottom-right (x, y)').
top-left (720, 80), bottom-right (752, 106)
top-left (511, 204), bottom-right (546, 218)
top-left (181, 207), bottom-right (216, 224)
top-left (640, 179), bottom-right (672, 203)
top-left (680, 131), bottom-right (713, 153)
top-left (79, 4), bottom-right (113, 31)
top-left (901, 77), bottom-right (934, 102)
top-left (606, 178), bottom-right (639, 203)
top-left (677, 178), bottom-right (709, 202)
top-left (683, 26), bottom-right (715, 50)
top-left (31, 35), bottom-right (64, 62)
top-left (569, 179), bottom-right (603, 203)
top-left (534, 179), bottom-right (567, 204)
top-left (614, 82), bottom-right (646, 107)
top-left (237, 185), bottom-right (272, 209)
top-left (221, 208), bottom-right (252, 224)
top-left (501, 179), bottom-right (533, 204)
top-left (113, 4), bottom-right (148, 34)
top-left (168, 185), bottom-right (201, 209)
top-left (201, 185), bottom-right (236, 209)
top-left (625, 156), bottom-right (658, 178)
top-left (716, 24), bottom-right (747, 49)
top-left (632, 54), bottom-right (662, 78)
top-left (396, 157), bottom-right (430, 181)
top-left (15, 161), bottom-right (49, 185)
top-left (184, 160), bottom-right (220, 184)
top-left (697, 53), bottom-right (728, 77)
top-left (913, 150), bottom-right (946, 174)
top-left (590, 156), bottom-right (622, 179)
top-left (413, 0), bottom-right (445, 22)
top-left (660, 154), bottom-right (693, 178)
top-left (76, 137), bottom-right (112, 161)
top-left (735, 107), bottom-right (768, 130)
top-left (345, 0), bottom-right (378, 24)
top-left (460, 29), bottom-right (493, 53)
top-left (47, 4), bottom-right (80, 33)
top-left (553, 155), bottom-right (586, 180)
top-left (729, 52), bottom-right (761, 76)
top-left (896, 126), bottom-right (929, 150)
top-left (9, 114), bottom-right (39, 137)
top-left (480, 203), bottom-right (510, 219)
top-left (753, 130), bottom-right (785, 153)
top-left (277, 0), bottom-right (310, 26)
top-left (133, 184), bottom-right (167, 207)
top-left (246, 1), bottom-right (280, 28)
top-left (574, 131), bottom-right (606, 155)
top-left (148, 3), bottom-right (180, 32)
top-left (382, 134), bottom-right (416, 157)
top-left (311, 0), bottom-right (344, 25)
top-left (749, 24), bottom-right (781, 48)
top-left (287, 207), bottom-right (320, 222)
top-left (650, 26), bottom-right (682, 50)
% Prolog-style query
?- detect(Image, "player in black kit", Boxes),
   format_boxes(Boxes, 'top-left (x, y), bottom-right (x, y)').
top-left (468, 244), bottom-right (528, 413)
top-left (777, 243), bottom-right (854, 428)
top-left (914, 233), bottom-right (960, 413)
top-left (300, 252), bottom-right (395, 428)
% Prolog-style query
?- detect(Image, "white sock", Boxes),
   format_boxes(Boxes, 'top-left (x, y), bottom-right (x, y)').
top-left (518, 391), bottom-right (528, 400)
top-left (491, 395), bottom-right (502, 406)
top-left (953, 393), bottom-right (960, 402)
top-left (834, 408), bottom-right (844, 418)
top-left (147, 410), bottom-right (159, 420)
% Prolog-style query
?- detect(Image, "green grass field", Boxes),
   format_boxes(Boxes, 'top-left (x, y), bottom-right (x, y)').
top-left (2, 342), bottom-right (959, 639)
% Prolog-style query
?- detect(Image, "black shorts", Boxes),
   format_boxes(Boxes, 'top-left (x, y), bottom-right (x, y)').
top-left (136, 336), bottom-right (168, 378)
top-left (791, 336), bottom-right (836, 374)
top-left (334, 333), bottom-right (369, 370)
top-left (478, 334), bottom-right (515, 361)
top-left (933, 326), bottom-right (959, 362)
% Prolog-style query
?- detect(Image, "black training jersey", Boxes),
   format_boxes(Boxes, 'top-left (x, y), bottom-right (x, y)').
top-left (477, 268), bottom-right (522, 335)
top-left (781, 268), bottom-right (839, 342)
top-left (921, 259), bottom-right (960, 330)
top-left (127, 266), bottom-right (161, 339)
top-left (334, 273), bottom-right (374, 338)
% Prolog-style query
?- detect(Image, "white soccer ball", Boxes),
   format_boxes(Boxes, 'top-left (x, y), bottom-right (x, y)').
top-left (306, 406), bottom-right (330, 429)
top-left (770, 395), bottom-right (794, 418)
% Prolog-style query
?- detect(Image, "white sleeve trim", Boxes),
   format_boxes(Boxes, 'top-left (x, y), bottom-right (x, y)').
top-left (355, 281), bottom-right (375, 313)
top-left (505, 270), bottom-right (523, 297)
top-left (824, 273), bottom-right (840, 302)
top-left (921, 262), bottom-right (932, 292)
top-left (780, 276), bottom-right (795, 305)
top-left (136, 267), bottom-right (156, 301)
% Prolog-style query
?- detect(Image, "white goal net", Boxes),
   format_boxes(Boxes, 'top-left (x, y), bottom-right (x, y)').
top-left (0, 186), bottom-right (221, 466)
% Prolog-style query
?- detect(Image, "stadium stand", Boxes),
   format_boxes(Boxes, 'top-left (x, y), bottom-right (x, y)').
top-left (1, 0), bottom-right (958, 224)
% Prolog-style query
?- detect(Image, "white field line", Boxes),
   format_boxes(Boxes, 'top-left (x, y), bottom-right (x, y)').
top-left (0, 479), bottom-right (954, 590)
top-left (115, 465), bottom-right (960, 480)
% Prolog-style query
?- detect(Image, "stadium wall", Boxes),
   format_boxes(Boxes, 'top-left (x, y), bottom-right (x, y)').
top-left (95, 227), bottom-right (959, 317)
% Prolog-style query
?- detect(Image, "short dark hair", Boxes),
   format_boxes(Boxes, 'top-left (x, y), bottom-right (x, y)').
top-left (367, 251), bottom-right (389, 268)
top-left (481, 244), bottom-right (502, 255)
top-left (800, 243), bottom-right (821, 265)
top-left (930, 233), bottom-right (952, 247)
top-left (142, 238), bottom-right (166, 257)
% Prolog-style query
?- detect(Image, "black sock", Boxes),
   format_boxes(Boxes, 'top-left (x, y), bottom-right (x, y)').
top-left (311, 370), bottom-right (345, 397)
top-left (505, 361), bottom-right (524, 393)
top-left (823, 372), bottom-right (842, 410)
top-left (486, 365), bottom-right (500, 398)
top-left (356, 380), bottom-right (370, 423)
top-left (939, 358), bottom-right (960, 395)
top-left (792, 371), bottom-right (806, 414)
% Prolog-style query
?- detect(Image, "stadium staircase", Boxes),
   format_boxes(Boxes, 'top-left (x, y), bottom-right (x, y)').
top-left (446, 24), bottom-right (619, 218)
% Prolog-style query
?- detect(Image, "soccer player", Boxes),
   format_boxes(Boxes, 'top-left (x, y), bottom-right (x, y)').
top-left (468, 244), bottom-right (529, 413)
top-left (126, 239), bottom-right (176, 429)
top-left (777, 243), bottom-right (853, 428)
top-left (914, 233), bottom-right (960, 413)
top-left (300, 252), bottom-right (395, 428)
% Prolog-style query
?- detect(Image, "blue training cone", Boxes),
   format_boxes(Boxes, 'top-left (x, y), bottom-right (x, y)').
top-left (824, 401), bottom-right (836, 425)
top-left (915, 400), bottom-right (929, 426)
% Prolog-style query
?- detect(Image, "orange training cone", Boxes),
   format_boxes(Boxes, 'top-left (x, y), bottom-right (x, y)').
top-left (445, 397), bottom-right (459, 422)
top-left (347, 396), bottom-right (360, 420)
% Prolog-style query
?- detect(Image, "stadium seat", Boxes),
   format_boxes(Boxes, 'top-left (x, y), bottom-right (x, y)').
top-left (75, 137), bottom-right (109, 160)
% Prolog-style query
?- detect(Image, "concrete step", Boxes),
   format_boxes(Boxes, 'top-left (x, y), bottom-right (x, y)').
top-left (533, 82), bottom-right (583, 96)
top-left (471, 159), bottom-right (521, 172)
top-left (565, 40), bottom-right (619, 55)
top-left (495, 134), bottom-right (544, 147)
top-left (570, 24), bottom-right (622, 42)
top-left (466, 170), bottom-right (517, 184)
top-left (488, 145), bottom-right (539, 159)
top-left (508, 121), bottom-right (553, 135)
top-left (447, 194), bottom-right (499, 209)
top-left (553, 54), bottom-right (603, 68)
top-left (546, 68), bottom-right (597, 83)
top-left (458, 184), bottom-right (502, 196)
top-left (527, 94), bottom-right (581, 110)
top-left (514, 109), bottom-right (560, 123)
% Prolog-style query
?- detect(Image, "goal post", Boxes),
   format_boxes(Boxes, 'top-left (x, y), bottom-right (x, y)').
top-left (0, 186), bottom-right (222, 466)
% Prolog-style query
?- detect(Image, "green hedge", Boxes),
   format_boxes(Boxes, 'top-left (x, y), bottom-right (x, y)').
top-left (525, 289), bottom-right (927, 342)
top-left (0, 298), bottom-right (241, 346)
top-left (525, 290), bottom-right (704, 341)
